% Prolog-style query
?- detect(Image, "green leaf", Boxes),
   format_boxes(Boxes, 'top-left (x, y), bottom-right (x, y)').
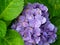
top-left (0, 30), bottom-right (24, 45)
top-left (0, 20), bottom-right (7, 38)
top-left (24, 0), bottom-right (47, 5)
top-left (0, 0), bottom-right (24, 21)
top-left (0, 0), bottom-right (12, 14)
top-left (48, 0), bottom-right (60, 18)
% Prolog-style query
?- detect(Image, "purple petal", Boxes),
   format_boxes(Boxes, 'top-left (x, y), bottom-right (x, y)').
top-left (39, 4), bottom-right (48, 12)
top-left (34, 8), bottom-right (42, 15)
top-left (47, 23), bottom-right (55, 31)
top-left (43, 42), bottom-right (50, 45)
top-left (22, 22), bottom-right (28, 27)
top-left (38, 41), bottom-right (43, 45)
top-left (25, 42), bottom-right (33, 45)
top-left (18, 15), bottom-right (26, 22)
top-left (41, 17), bottom-right (46, 24)
top-left (34, 19), bottom-right (41, 27)
top-left (34, 28), bottom-right (41, 36)
top-left (29, 20), bottom-right (35, 27)
top-left (34, 37), bottom-right (40, 44)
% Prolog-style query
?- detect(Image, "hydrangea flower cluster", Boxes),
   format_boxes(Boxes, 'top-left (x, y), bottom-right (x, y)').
top-left (11, 3), bottom-right (57, 45)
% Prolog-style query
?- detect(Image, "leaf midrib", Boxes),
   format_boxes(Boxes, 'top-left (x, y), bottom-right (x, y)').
top-left (3, 38), bottom-right (12, 45)
top-left (0, 0), bottom-right (15, 18)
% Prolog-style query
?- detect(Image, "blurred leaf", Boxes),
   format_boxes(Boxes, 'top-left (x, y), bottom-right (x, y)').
top-left (24, 0), bottom-right (47, 5)
top-left (0, 20), bottom-right (7, 38)
top-left (0, 0), bottom-right (24, 21)
top-left (0, 30), bottom-right (24, 45)
top-left (47, 0), bottom-right (60, 18)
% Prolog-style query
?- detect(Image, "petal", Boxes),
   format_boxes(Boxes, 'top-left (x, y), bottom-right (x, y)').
top-left (25, 42), bottom-right (33, 45)
top-left (18, 15), bottom-right (26, 22)
top-left (34, 28), bottom-right (41, 36)
top-left (39, 4), bottom-right (48, 12)
top-left (48, 23), bottom-right (55, 31)
top-left (34, 37), bottom-right (40, 44)
top-left (43, 42), bottom-right (50, 45)
top-left (48, 38), bottom-right (54, 43)
top-left (28, 39), bottom-right (34, 43)
top-left (26, 14), bottom-right (34, 21)
top-left (41, 17), bottom-right (46, 24)
top-left (29, 20), bottom-right (35, 27)
top-left (35, 14), bottom-right (42, 19)
top-left (34, 8), bottom-right (42, 15)
top-left (35, 19), bottom-right (41, 27)
top-left (43, 32), bottom-right (48, 37)
top-left (22, 22), bottom-right (28, 27)
top-left (38, 41), bottom-right (43, 45)
top-left (33, 3), bottom-right (40, 8)
top-left (23, 30), bottom-right (31, 41)
top-left (25, 27), bottom-right (33, 34)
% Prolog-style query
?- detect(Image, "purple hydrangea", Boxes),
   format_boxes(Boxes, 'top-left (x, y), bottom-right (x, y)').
top-left (11, 3), bottom-right (57, 45)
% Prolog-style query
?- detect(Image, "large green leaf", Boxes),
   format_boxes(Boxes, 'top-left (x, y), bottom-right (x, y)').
top-left (47, 0), bottom-right (60, 18)
top-left (0, 0), bottom-right (24, 21)
top-left (0, 0), bottom-right (12, 14)
top-left (0, 30), bottom-right (24, 45)
top-left (0, 20), bottom-right (7, 38)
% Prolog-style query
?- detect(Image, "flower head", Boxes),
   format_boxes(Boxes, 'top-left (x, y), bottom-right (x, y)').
top-left (11, 3), bottom-right (57, 45)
